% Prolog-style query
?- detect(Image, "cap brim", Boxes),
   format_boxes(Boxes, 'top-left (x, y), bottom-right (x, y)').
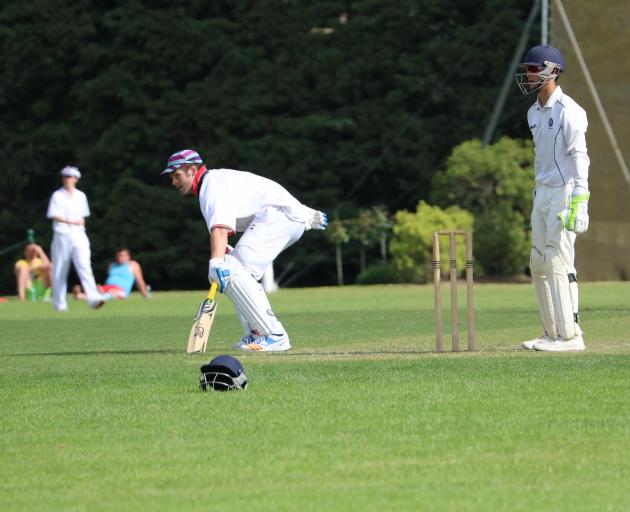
top-left (161, 168), bottom-right (174, 175)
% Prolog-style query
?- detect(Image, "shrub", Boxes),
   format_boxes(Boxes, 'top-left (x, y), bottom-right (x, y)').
top-left (390, 201), bottom-right (474, 283)
top-left (430, 137), bottom-right (535, 277)
top-left (355, 263), bottom-right (401, 285)
top-left (474, 204), bottom-right (530, 276)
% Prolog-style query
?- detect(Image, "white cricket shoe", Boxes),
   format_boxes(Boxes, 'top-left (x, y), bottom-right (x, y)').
top-left (232, 334), bottom-right (255, 349)
top-left (237, 333), bottom-right (291, 352)
top-left (533, 335), bottom-right (585, 352)
top-left (522, 334), bottom-right (555, 350)
top-left (89, 299), bottom-right (106, 309)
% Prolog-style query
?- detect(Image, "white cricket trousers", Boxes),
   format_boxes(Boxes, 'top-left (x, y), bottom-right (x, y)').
top-left (231, 206), bottom-right (306, 280)
top-left (531, 182), bottom-right (577, 274)
top-left (225, 206), bottom-right (306, 336)
top-left (51, 232), bottom-right (102, 310)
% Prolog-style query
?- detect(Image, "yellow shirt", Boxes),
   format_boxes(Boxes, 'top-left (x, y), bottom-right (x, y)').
top-left (15, 258), bottom-right (46, 281)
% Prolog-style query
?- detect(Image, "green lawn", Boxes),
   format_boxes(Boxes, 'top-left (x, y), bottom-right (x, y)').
top-left (1, 282), bottom-right (629, 511)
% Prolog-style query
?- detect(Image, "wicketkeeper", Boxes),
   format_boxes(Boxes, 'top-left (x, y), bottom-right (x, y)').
top-left (515, 45), bottom-right (590, 352)
top-left (162, 149), bottom-right (327, 352)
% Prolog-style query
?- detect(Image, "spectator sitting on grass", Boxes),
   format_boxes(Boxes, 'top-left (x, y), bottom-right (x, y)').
top-left (14, 243), bottom-right (52, 301)
top-left (73, 247), bottom-right (150, 301)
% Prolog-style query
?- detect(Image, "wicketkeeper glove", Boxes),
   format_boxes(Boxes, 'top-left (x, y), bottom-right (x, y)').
top-left (558, 187), bottom-right (590, 233)
top-left (305, 209), bottom-right (328, 231)
top-left (209, 258), bottom-right (230, 293)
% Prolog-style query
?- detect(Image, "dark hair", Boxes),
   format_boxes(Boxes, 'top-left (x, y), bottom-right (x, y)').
top-left (115, 247), bottom-right (130, 255)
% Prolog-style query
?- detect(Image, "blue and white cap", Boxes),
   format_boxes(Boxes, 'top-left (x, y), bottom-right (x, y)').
top-left (60, 166), bottom-right (81, 179)
top-left (161, 149), bottom-right (203, 175)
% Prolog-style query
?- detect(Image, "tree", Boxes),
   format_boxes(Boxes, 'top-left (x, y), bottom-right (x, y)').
top-left (0, 1), bottom-right (539, 292)
top-left (325, 219), bottom-right (350, 286)
top-left (430, 137), bottom-right (535, 276)
top-left (389, 201), bottom-right (474, 283)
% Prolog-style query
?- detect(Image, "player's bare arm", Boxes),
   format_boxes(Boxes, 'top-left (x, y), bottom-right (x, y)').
top-left (51, 215), bottom-right (85, 226)
top-left (130, 261), bottom-right (149, 298)
top-left (210, 226), bottom-right (229, 259)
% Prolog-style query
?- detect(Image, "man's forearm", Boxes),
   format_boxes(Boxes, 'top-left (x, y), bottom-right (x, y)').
top-left (51, 216), bottom-right (85, 226)
top-left (210, 227), bottom-right (229, 259)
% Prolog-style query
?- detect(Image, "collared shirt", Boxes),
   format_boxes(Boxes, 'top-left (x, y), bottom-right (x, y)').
top-left (46, 187), bottom-right (90, 235)
top-left (527, 86), bottom-right (590, 189)
top-left (197, 169), bottom-right (308, 234)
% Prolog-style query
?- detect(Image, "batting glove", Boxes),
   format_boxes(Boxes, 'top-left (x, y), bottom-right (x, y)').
top-left (558, 187), bottom-right (590, 233)
top-left (305, 209), bottom-right (328, 231)
top-left (209, 258), bottom-right (230, 293)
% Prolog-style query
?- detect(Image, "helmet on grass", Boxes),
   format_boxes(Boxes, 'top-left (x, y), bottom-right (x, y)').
top-left (200, 355), bottom-right (248, 391)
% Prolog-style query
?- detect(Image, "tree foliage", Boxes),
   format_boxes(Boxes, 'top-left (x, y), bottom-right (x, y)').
top-left (390, 201), bottom-right (473, 283)
top-left (431, 137), bottom-right (534, 275)
top-left (0, 0), bottom-right (537, 292)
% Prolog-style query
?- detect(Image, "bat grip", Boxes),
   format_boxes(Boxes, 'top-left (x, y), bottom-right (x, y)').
top-left (208, 281), bottom-right (218, 300)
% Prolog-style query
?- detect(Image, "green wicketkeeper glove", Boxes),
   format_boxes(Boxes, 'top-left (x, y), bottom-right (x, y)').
top-left (558, 187), bottom-right (590, 233)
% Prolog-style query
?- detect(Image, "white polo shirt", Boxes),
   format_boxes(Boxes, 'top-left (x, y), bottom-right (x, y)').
top-left (527, 86), bottom-right (590, 189)
top-left (46, 188), bottom-right (90, 235)
top-left (198, 169), bottom-right (308, 234)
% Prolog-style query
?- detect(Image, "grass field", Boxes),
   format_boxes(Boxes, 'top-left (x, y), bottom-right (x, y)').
top-left (1, 282), bottom-right (630, 511)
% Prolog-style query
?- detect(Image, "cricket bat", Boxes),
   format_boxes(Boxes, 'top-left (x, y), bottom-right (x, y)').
top-left (186, 282), bottom-right (218, 353)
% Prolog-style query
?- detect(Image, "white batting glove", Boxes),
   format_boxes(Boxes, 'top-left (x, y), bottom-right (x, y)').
top-left (305, 209), bottom-right (328, 231)
top-left (209, 258), bottom-right (230, 293)
top-left (558, 187), bottom-right (590, 234)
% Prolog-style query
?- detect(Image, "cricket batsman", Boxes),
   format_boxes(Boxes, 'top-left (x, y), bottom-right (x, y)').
top-left (162, 149), bottom-right (327, 352)
top-left (515, 45), bottom-right (590, 352)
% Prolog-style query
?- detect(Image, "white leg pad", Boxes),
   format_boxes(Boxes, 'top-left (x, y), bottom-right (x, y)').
top-left (235, 309), bottom-right (251, 336)
top-left (543, 248), bottom-right (576, 340)
top-left (225, 273), bottom-right (285, 336)
top-left (530, 248), bottom-right (557, 338)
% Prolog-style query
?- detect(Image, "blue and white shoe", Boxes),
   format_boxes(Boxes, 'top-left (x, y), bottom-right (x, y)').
top-left (237, 333), bottom-right (291, 352)
top-left (232, 334), bottom-right (255, 350)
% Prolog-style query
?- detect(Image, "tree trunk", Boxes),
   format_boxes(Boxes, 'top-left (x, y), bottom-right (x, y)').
top-left (336, 243), bottom-right (344, 286)
top-left (380, 234), bottom-right (387, 262)
top-left (360, 245), bottom-right (366, 273)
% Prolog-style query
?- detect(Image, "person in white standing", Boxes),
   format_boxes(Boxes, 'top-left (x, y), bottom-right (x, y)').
top-left (162, 149), bottom-right (327, 352)
top-left (515, 45), bottom-right (590, 352)
top-left (47, 166), bottom-right (105, 311)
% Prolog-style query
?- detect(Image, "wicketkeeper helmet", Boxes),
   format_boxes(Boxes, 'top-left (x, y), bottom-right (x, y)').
top-left (200, 355), bottom-right (248, 391)
top-left (515, 45), bottom-right (564, 95)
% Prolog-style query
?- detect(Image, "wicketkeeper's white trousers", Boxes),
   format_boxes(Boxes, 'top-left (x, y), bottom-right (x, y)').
top-left (51, 232), bottom-right (103, 310)
top-left (531, 183), bottom-right (577, 273)
top-left (530, 182), bottom-right (579, 338)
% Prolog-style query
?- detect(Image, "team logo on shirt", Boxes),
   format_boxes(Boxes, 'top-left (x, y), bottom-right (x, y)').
top-left (548, 118), bottom-right (554, 128)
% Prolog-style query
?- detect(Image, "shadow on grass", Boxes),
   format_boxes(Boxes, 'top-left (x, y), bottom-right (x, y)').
top-left (7, 349), bottom-right (182, 357)
top-left (6, 346), bottom-right (541, 358)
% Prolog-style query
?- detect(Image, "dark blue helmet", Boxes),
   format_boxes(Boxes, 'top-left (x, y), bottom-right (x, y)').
top-left (515, 45), bottom-right (564, 95)
top-left (520, 45), bottom-right (564, 72)
top-left (200, 355), bottom-right (248, 391)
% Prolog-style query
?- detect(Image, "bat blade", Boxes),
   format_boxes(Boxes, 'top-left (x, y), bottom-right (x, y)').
top-left (186, 282), bottom-right (218, 353)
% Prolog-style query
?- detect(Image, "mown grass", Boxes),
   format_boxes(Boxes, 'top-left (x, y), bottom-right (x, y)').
top-left (1, 282), bottom-right (629, 511)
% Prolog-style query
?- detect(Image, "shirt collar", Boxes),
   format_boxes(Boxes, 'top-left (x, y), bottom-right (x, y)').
top-left (539, 85), bottom-right (563, 109)
top-left (192, 165), bottom-right (208, 197)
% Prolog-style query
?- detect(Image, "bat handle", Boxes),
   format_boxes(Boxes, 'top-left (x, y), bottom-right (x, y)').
top-left (208, 281), bottom-right (218, 300)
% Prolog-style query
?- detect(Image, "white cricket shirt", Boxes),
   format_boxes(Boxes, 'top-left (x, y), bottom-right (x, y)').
top-left (527, 86), bottom-right (590, 189)
top-left (198, 169), bottom-right (308, 234)
top-left (46, 188), bottom-right (90, 235)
